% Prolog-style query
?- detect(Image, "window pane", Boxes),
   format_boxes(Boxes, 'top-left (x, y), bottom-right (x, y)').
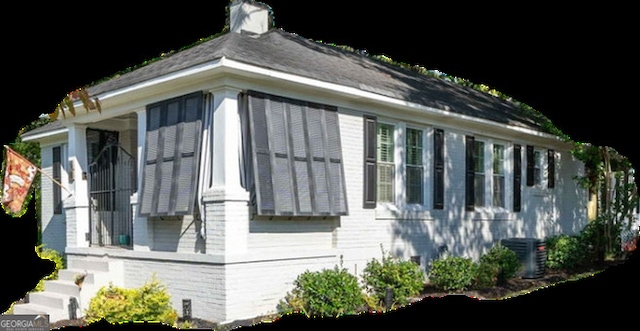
top-left (377, 124), bottom-right (394, 162)
top-left (493, 175), bottom-right (505, 207)
top-left (475, 174), bottom-right (485, 207)
top-left (406, 166), bottom-right (423, 204)
top-left (493, 144), bottom-right (504, 175)
top-left (406, 128), bottom-right (422, 166)
top-left (377, 163), bottom-right (394, 203)
top-left (474, 141), bottom-right (484, 173)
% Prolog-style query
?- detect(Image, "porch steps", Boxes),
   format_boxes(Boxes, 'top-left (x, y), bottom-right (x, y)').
top-left (12, 257), bottom-right (124, 323)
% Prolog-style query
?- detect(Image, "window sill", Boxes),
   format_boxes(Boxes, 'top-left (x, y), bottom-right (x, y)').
top-left (471, 207), bottom-right (513, 221)
top-left (375, 204), bottom-right (435, 221)
top-left (530, 187), bottom-right (552, 197)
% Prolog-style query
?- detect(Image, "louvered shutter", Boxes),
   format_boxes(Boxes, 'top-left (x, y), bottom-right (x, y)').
top-left (526, 145), bottom-right (535, 187)
top-left (433, 128), bottom-right (445, 209)
top-left (465, 135), bottom-right (475, 211)
top-left (363, 115), bottom-right (377, 209)
top-left (513, 144), bottom-right (522, 212)
top-left (547, 149), bottom-right (555, 189)
top-left (174, 94), bottom-right (203, 214)
top-left (246, 91), bottom-right (348, 216)
top-left (140, 92), bottom-right (203, 217)
top-left (140, 105), bottom-right (162, 216)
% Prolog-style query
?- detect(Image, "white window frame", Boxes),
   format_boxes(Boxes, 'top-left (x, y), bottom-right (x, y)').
top-left (492, 143), bottom-right (506, 208)
top-left (405, 126), bottom-right (426, 206)
top-left (473, 137), bottom-right (512, 218)
top-left (375, 120), bottom-right (433, 220)
top-left (376, 121), bottom-right (396, 204)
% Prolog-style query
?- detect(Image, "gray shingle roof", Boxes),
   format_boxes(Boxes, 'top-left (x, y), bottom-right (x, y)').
top-left (27, 28), bottom-right (548, 138)
top-left (21, 119), bottom-right (64, 139)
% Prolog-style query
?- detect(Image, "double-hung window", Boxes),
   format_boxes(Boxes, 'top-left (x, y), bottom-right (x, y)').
top-left (492, 144), bottom-right (505, 207)
top-left (473, 141), bottom-right (485, 207)
top-left (533, 150), bottom-right (542, 187)
top-left (377, 123), bottom-right (395, 203)
top-left (466, 137), bottom-right (510, 211)
top-left (405, 128), bottom-right (423, 204)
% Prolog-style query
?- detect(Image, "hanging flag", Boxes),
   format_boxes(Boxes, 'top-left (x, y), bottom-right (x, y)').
top-left (2, 145), bottom-right (38, 215)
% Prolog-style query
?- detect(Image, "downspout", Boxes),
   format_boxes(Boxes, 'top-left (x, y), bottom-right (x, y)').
top-left (196, 93), bottom-right (213, 240)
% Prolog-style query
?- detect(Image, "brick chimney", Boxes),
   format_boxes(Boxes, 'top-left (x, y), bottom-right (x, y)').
top-left (228, 0), bottom-right (273, 35)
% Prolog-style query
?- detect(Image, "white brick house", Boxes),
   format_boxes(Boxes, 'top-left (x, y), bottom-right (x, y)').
top-left (17, 0), bottom-right (588, 324)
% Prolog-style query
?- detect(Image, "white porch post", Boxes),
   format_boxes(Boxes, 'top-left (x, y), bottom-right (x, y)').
top-left (203, 87), bottom-right (249, 256)
top-left (132, 108), bottom-right (153, 251)
top-left (64, 124), bottom-right (90, 248)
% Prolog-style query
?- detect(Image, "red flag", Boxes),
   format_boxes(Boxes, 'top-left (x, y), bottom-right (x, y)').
top-left (2, 146), bottom-right (38, 215)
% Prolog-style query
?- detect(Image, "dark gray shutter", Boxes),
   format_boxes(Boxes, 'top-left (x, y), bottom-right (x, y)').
top-left (52, 146), bottom-right (62, 214)
top-left (140, 105), bottom-right (162, 216)
top-left (140, 92), bottom-right (203, 217)
top-left (247, 91), bottom-right (348, 216)
top-left (363, 115), bottom-right (377, 209)
top-left (513, 144), bottom-right (522, 212)
top-left (526, 145), bottom-right (535, 187)
top-left (173, 93), bottom-right (203, 214)
top-left (465, 135), bottom-right (475, 211)
top-left (433, 128), bottom-right (444, 210)
top-left (547, 149), bottom-right (555, 189)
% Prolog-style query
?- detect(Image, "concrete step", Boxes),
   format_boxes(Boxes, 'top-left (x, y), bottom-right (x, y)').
top-left (27, 292), bottom-right (69, 310)
top-left (44, 280), bottom-right (81, 297)
top-left (12, 302), bottom-right (74, 324)
top-left (58, 269), bottom-right (95, 285)
top-left (67, 258), bottom-right (112, 272)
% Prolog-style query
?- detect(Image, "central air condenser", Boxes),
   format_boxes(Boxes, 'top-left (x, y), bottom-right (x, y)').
top-left (500, 238), bottom-right (546, 279)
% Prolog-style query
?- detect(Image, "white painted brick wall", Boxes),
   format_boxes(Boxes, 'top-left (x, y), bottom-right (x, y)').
top-left (150, 216), bottom-right (205, 253)
top-left (224, 255), bottom-right (338, 321)
top-left (39, 145), bottom-right (69, 254)
top-left (121, 258), bottom-right (225, 322)
top-left (332, 106), bottom-right (588, 274)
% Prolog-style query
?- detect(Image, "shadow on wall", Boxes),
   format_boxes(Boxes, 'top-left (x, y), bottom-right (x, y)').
top-left (150, 217), bottom-right (205, 253)
top-left (388, 146), bottom-right (588, 272)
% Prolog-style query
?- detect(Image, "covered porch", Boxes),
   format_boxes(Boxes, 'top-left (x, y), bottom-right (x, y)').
top-left (63, 112), bottom-right (140, 250)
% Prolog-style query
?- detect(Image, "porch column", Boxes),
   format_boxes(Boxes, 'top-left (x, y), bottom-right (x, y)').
top-left (132, 108), bottom-right (153, 251)
top-left (65, 124), bottom-right (90, 248)
top-left (204, 87), bottom-right (249, 256)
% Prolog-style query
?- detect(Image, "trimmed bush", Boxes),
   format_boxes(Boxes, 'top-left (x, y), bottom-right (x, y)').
top-left (477, 243), bottom-right (521, 286)
top-left (34, 245), bottom-right (65, 292)
top-left (278, 262), bottom-right (365, 317)
top-left (428, 256), bottom-right (478, 292)
top-left (85, 275), bottom-right (178, 325)
top-left (545, 234), bottom-right (587, 270)
top-left (362, 252), bottom-right (424, 308)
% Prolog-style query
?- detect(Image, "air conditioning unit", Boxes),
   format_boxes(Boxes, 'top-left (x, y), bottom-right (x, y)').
top-left (500, 238), bottom-right (546, 279)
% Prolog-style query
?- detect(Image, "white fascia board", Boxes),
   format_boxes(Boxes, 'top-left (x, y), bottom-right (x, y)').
top-left (21, 128), bottom-right (68, 142)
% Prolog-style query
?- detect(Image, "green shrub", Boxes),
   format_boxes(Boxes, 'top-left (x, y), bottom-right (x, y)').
top-left (477, 243), bottom-right (521, 286)
top-left (34, 245), bottom-right (65, 292)
top-left (85, 275), bottom-right (178, 325)
top-left (278, 262), bottom-right (365, 317)
top-left (428, 256), bottom-right (478, 292)
top-left (545, 234), bottom-right (587, 270)
top-left (361, 251), bottom-right (424, 308)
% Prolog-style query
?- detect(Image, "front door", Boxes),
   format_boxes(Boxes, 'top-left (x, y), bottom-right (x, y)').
top-left (87, 129), bottom-right (136, 247)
